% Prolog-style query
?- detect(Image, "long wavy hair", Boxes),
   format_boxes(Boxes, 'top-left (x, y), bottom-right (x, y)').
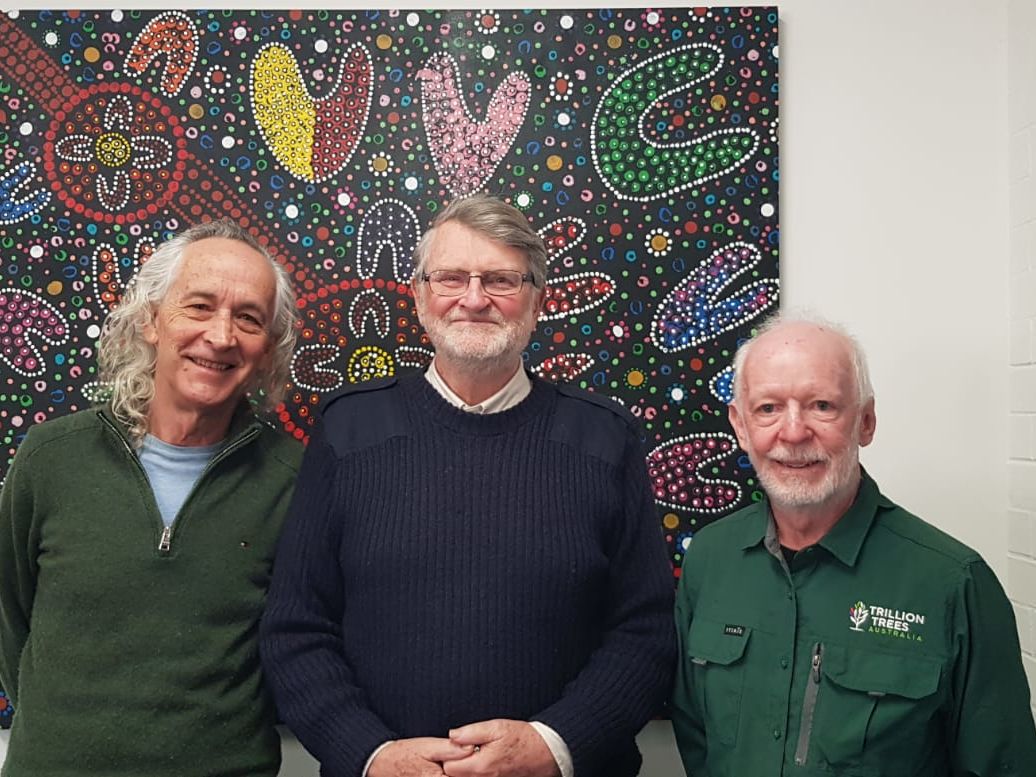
top-left (97, 219), bottom-right (298, 444)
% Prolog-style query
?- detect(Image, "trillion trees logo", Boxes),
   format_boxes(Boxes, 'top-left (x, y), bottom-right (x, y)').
top-left (849, 601), bottom-right (870, 631)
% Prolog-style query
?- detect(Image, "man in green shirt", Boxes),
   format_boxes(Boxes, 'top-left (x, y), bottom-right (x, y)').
top-left (672, 314), bottom-right (1036, 777)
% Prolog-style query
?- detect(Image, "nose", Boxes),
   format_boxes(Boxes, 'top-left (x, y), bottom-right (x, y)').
top-left (457, 275), bottom-right (491, 309)
top-left (777, 406), bottom-right (811, 444)
top-left (204, 311), bottom-right (235, 348)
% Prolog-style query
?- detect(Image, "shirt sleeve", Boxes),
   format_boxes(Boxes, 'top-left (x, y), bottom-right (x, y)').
top-left (0, 433), bottom-right (41, 707)
top-left (259, 424), bottom-right (396, 777)
top-left (670, 533), bottom-right (708, 775)
top-left (529, 721), bottom-right (574, 777)
top-left (530, 427), bottom-right (677, 775)
top-left (948, 559), bottom-right (1036, 774)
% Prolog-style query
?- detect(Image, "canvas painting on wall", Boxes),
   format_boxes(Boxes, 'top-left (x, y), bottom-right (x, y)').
top-left (0, 6), bottom-right (778, 725)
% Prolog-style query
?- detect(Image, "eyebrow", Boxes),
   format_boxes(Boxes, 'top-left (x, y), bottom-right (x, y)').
top-left (178, 290), bottom-right (270, 319)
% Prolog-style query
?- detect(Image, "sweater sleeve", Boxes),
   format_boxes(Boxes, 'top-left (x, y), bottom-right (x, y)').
top-left (260, 424), bottom-right (396, 777)
top-left (531, 430), bottom-right (677, 775)
top-left (0, 434), bottom-right (41, 707)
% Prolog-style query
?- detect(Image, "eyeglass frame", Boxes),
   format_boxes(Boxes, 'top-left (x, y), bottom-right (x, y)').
top-left (418, 268), bottom-right (539, 297)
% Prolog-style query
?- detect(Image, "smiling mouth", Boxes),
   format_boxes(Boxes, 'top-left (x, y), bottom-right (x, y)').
top-left (774, 459), bottom-right (824, 470)
top-left (189, 356), bottom-right (233, 372)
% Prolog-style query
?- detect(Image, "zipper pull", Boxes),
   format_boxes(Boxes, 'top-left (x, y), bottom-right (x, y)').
top-left (158, 526), bottom-right (172, 553)
top-left (811, 643), bottom-right (822, 683)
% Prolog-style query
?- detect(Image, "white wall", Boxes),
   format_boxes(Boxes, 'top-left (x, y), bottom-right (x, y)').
top-left (1008, 0), bottom-right (1036, 716)
top-left (1, 0), bottom-right (1026, 772)
top-left (778, 0), bottom-right (1010, 572)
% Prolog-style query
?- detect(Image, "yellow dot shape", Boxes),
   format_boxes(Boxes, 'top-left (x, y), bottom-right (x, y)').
top-left (251, 45), bottom-right (318, 181)
top-left (46, 281), bottom-right (63, 296)
top-left (663, 513), bottom-right (680, 530)
top-left (607, 35), bottom-right (623, 49)
top-left (376, 34), bottom-right (393, 50)
top-left (188, 104), bottom-right (204, 120)
top-left (710, 95), bottom-right (727, 111)
top-left (627, 369), bottom-right (645, 387)
top-left (651, 234), bottom-right (669, 251)
top-left (372, 156), bottom-right (389, 172)
top-left (83, 46), bottom-right (101, 63)
top-left (546, 155), bottom-right (563, 171)
top-left (94, 132), bottom-right (132, 167)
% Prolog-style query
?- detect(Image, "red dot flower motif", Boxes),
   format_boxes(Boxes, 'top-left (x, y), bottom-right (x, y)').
top-left (44, 83), bottom-right (186, 223)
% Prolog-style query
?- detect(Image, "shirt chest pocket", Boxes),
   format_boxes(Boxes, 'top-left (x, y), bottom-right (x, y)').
top-left (813, 646), bottom-right (944, 774)
top-left (686, 616), bottom-right (752, 747)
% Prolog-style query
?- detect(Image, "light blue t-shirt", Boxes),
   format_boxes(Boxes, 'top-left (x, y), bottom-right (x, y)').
top-left (139, 435), bottom-right (221, 527)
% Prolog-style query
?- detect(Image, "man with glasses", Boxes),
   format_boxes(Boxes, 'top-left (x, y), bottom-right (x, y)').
top-left (261, 194), bottom-right (675, 777)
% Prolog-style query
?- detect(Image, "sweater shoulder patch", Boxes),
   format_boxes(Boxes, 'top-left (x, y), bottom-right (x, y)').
top-left (549, 383), bottom-right (637, 467)
top-left (319, 377), bottom-right (409, 454)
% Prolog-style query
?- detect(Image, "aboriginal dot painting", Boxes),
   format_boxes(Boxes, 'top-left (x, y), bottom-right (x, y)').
top-left (0, 7), bottom-right (778, 723)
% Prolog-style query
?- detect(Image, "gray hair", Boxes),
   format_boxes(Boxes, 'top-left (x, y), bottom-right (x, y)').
top-left (412, 194), bottom-right (548, 289)
top-left (730, 311), bottom-right (874, 407)
top-left (97, 219), bottom-right (298, 444)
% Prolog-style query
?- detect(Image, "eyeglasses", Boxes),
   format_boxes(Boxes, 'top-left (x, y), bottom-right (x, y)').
top-left (420, 269), bottom-right (537, 297)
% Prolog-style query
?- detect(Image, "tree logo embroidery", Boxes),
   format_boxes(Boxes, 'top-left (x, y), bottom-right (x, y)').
top-left (849, 601), bottom-right (870, 631)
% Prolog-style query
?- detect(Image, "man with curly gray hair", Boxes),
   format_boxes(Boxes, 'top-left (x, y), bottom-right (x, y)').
top-left (0, 218), bottom-right (303, 777)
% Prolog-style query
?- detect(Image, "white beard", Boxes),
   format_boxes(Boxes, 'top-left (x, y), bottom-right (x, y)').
top-left (753, 439), bottom-right (861, 510)
top-left (421, 312), bottom-right (528, 370)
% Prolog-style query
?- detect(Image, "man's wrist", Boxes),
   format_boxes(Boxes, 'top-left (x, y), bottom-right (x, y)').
top-left (528, 721), bottom-right (573, 777)
top-left (361, 740), bottom-right (394, 777)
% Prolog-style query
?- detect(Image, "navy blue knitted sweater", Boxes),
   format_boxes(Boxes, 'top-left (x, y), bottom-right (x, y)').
top-left (261, 373), bottom-right (675, 777)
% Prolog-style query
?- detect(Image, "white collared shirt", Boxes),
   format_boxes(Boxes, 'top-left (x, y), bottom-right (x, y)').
top-left (424, 358), bottom-right (532, 413)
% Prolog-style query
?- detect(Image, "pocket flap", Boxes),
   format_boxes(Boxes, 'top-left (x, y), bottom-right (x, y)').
top-left (823, 646), bottom-right (941, 699)
top-left (687, 617), bottom-right (752, 665)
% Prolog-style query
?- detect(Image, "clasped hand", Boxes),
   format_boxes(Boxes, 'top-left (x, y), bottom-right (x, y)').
top-left (368, 719), bottom-right (560, 777)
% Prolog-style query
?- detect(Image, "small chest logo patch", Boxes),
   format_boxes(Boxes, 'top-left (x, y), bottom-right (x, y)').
top-left (723, 624), bottom-right (745, 637)
top-left (849, 600), bottom-right (925, 642)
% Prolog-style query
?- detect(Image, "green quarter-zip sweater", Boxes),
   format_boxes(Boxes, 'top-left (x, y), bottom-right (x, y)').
top-left (672, 470), bottom-right (1036, 777)
top-left (0, 405), bottom-right (302, 777)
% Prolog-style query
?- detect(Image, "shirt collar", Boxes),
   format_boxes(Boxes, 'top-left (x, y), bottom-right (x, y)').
top-left (740, 468), bottom-right (885, 567)
top-left (424, 359), bottom-right (532, 414)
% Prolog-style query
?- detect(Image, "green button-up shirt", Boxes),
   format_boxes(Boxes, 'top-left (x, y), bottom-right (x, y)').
top-left (672, 470), bottom-right (1036, 776)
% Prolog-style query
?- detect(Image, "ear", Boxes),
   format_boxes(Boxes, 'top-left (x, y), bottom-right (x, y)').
top-left (141, 315), bottom-right (159, 346)
top-left (857, 398), bottom-right (877, 447)
top-left (728, 402), bottom-right (749, 450)
top-left (412, 280), bottom-right (429, 327)
top-left (259, 337), bottom-right (274, 368)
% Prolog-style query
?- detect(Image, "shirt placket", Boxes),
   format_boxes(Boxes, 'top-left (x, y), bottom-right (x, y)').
top-left (753, 531), bottom-right (802, 776)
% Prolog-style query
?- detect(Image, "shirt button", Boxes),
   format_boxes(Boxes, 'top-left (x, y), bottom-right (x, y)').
top-left (780, 657), bottom-right (789, 669)
top-left (786, 590), bottom-right (793, 600)
top-left (772, 728), bottom-right (782, 740)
